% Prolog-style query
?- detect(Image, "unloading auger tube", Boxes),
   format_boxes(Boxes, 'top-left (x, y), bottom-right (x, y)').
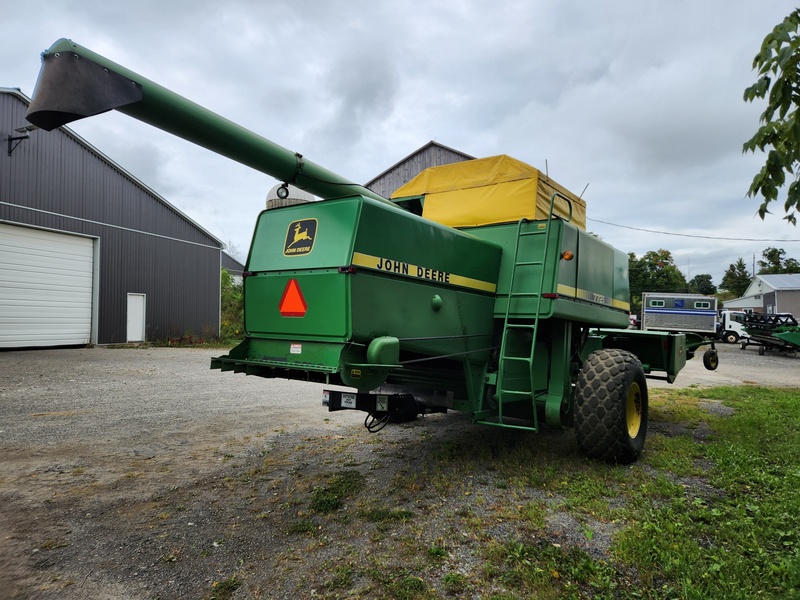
top-left (25, 38), bottom-right (392, 205)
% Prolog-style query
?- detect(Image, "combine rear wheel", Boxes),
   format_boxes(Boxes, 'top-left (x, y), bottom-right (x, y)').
top-left (575, 349), bottom-right (648, 464)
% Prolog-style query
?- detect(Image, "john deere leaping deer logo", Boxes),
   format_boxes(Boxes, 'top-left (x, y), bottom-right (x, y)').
top-left (283, 219), bottom-right (317, 256)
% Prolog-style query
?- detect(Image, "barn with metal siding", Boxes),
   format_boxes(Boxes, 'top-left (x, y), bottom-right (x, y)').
top-left (365, 141), bottom-right (474, 199)
top-left (1, 87), bottom-right (229, 347)
top-left (221, 252), bottom-right (245, 278)
top-left (742, 274), bottom-right (800, 316)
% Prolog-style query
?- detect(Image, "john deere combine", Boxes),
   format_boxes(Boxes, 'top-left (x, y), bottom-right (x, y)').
top-left (26, 39), bottom-right (717, 463)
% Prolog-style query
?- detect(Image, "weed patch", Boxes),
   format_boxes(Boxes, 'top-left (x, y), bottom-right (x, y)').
top-left (309, 469), bottom-right (364, 513)
top-left (358, 507), bottom-right (414, 523)
top-left (207, 574), bottom-right (241, 600)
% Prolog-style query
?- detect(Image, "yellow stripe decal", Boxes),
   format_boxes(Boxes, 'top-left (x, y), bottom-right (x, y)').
top-left (352, 252), bottom-right (497, 293)
top-left (557, 284), bottom-right (630, 311)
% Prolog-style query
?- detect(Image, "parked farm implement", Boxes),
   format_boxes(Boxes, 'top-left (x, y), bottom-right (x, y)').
top-left (25, 38), bottom-right (720, 463)
top-left (740, 313), bottom-right (800, 355)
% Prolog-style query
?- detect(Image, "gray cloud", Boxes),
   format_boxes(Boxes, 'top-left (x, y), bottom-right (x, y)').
top-left (4, 0), bottom-right (800, 283)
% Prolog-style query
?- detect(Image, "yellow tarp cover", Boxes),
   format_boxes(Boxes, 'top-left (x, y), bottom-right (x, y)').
top-left (391, 154), bottom-right (587, 230)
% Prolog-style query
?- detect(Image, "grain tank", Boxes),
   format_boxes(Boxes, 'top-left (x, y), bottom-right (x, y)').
top-left (26, 39), bottom-right (717, 463)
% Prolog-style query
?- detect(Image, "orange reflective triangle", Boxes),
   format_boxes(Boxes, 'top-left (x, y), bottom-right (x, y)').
top-left (279, 278), bottom-right (307, 317)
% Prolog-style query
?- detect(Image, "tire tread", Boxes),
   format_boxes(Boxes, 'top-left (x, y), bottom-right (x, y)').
top-left (575, 348), bottom-right (647, 464)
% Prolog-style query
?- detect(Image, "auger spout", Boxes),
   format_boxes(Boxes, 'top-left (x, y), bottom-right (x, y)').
top-left (26, 38), bottom-right (390, 204)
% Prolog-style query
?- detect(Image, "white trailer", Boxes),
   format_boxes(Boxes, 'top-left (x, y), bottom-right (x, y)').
top-left (641, 293), bottom-right (718, 334)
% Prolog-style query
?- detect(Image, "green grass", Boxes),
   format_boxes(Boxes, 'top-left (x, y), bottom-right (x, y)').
top-left (309, 469), bottom-right (365, 513)
top-left (275, 386), bottom-right (800, 599)
top-left (442, 572), bottom-right (469, 594)
top-left (475, 386), bottom-right (800, 599)
top-left (654, 386), bottom-right (800, 597)
top-left (324, 565), bottom-right (356, 591)
top-left (358, 507), bottom-right (415, 523)
top-left (365, 567), bottom-right (436, 600)
top-left (207, 574), bottom-right (241, 600)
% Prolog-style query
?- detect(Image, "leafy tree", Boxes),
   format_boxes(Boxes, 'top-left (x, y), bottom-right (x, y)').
top-left (757, 246), bottom-right (800, 273)
top-left (628, 251), bottom-right (646, 310)
top-left (220, 268), bottom-right (243, 341)
top-left (720, 258), bottom-right (752, 297)
top-left (628, 249), bottom-right (688, 312)
top-left (688, 274), bottom-right (717, 295)
top-left (743, 9), bottom-right (800, 224)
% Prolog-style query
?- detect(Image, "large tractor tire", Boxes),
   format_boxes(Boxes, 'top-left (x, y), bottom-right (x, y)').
top-left (575, 349), bottom-right (648, 464)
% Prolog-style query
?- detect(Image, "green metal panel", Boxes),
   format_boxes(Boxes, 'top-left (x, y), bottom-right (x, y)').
top-left (613, 246), bottom-right (632, 312)
top-left (245, 198), bottom-right (362, 340)
top-left (575, 232), bottom-right (631, 318)
top-left (352, 200), bottom-right (501, 294)
top-left (465, 220), bottom-right (560, 318)
top-left (245, 272), bottom-right (349, 339)
top-left (775, 330), bottom-right (800, 348)
top-left (583, 329), bottom-right (688, 383)
top-left (218, 195), bottom-right (502, 392)
top-left (248, 198), bottom-right (361, 270)
top-left (244, 338), bottom-right (344, 373)
top-left (350, 275), bottom-right (495, 358)
top-left (546, 300), bottom-right (629, 329)
top-left (464, 220), bottom-right (629, 327)
top-left (346, 198), bottom-right (501, 390)
top-left (558, 224), bottom-right (579, 296)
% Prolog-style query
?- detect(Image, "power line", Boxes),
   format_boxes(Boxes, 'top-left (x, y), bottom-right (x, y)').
top-left (587, 217), bottom-right (800, 242)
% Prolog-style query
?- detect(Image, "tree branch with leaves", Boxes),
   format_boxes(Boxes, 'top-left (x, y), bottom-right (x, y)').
top-left (743, 9), bottom-right (800, 225)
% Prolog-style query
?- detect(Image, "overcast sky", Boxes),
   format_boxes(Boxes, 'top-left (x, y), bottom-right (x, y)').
top-left (5, 1), bottom-right (800, 284)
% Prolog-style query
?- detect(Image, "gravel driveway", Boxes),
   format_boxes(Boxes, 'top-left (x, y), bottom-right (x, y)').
top-left (649, 337), bottom-right (800, 388)
top-left (0, 341), bottom-right (797, 598)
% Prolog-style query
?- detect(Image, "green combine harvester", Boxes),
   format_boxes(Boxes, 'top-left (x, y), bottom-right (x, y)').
top-left (26, 39), bottom-right (718, 463)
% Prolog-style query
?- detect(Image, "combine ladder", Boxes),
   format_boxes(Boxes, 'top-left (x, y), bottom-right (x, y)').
top-left (479, 193), bottom-right (572, 430)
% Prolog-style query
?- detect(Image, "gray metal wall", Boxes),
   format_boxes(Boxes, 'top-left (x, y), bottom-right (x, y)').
top-left (1, 89), bottom-right (223, 344)
top-left (365, 141), bottom-right (474, 198)
top-left (764, 290), bottom-right (800, 320)
top-left (774, 290), bottom-right (800, 316)
top-left (221, 252), bottom-right (245, 277)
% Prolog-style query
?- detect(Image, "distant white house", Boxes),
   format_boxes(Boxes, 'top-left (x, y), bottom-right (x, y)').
top-left (722, 295), bottom-right (762, 312)
top-left (726, 274), bottom-right (800, 315)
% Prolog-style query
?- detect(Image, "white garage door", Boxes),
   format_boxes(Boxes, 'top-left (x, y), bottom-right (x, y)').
top-left (0, 224), bottom-right (94, 348)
